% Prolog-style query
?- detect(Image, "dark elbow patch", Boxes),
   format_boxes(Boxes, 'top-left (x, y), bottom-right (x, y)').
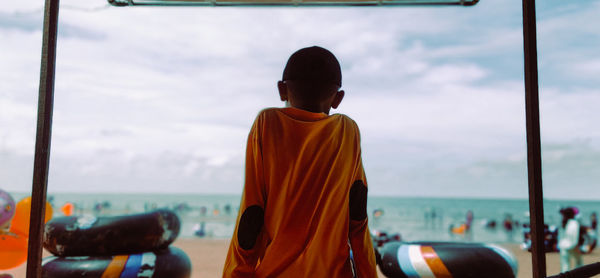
top-left (237, 205), bottom-right (264, 250)
top-left (349, 180), bottom-right (368, 221)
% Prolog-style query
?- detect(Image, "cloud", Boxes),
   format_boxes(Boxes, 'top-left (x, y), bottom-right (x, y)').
top-left (539, 87), bottom-right (600, 143)
top-left (0, 11), bottom-right (106, 40)
top-left (0, 150), bottom-right (34, 191)
top-left (45, 149), bottom-right (245, 194)
top-left (541, 141), bottom-right (600, 200)
top-left (0, 11), bottom-right (43, 32)
top-left (535, 0), bottom-right (600, 87)
top-left (0, 98), bottom-right (37, 155)
top-left (368, 141), bottom-right (600, 200)
top-left (568, 59), bottom-right (600, 80)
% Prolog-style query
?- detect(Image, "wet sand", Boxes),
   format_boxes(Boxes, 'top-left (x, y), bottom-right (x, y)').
top-left (4, 239), bottom-right (599, 277)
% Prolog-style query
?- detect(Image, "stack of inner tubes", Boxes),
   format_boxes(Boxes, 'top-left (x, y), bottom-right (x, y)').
top-left (42, 209), bottom-right (191, 278)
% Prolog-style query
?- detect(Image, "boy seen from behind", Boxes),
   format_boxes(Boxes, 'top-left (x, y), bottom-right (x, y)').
top-left (223, 46), bottom-right (378, 277)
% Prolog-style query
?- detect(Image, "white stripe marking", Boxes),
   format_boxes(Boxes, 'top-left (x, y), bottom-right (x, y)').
top-left (398, 244), bottom-right (418, 277)
top-left (408, 245), bottom-right (436, 278)
top-left (137, 252), bottom-right (157, 278)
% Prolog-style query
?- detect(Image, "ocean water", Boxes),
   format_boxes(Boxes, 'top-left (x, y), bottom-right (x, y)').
top-left (9, 192), bottom-right (600, 244)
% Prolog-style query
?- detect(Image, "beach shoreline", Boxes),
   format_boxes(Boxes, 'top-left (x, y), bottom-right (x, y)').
top-left (4, 238), bottom-right (599, 277)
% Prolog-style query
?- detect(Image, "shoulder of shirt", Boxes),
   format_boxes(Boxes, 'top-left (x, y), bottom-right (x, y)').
top-left (256, 107), bottom-right (281, 117)
top-left (332, 112), bottom-right (359, 128)
top-left (252, 108), bottom-right (279, 122)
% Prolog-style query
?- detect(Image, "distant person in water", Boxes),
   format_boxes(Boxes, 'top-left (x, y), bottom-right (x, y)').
top-left (558, 207), bottom-right (583, 272)
top-left (503, 214), bottom-right (514, 232)
top-left (503, 213), bottom-right (515, 241)
top-left (223, 46), bottom-right (377, 277)
top-left (450, 210), bottom-right (473, 238)
top-left (465, 210), bottom-right (474, 230)
top-left (591, 212), bottom-right (597, 231)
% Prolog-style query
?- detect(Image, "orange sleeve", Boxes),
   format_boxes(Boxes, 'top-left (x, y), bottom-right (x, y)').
top-left (349, 136), bottom-right (378, 277)
top-left (223, 116), bottom-right (268, 277)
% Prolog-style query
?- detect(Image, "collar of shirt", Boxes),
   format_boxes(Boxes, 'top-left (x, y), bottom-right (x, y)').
top-left (280, 107), bottom-right (329, 121)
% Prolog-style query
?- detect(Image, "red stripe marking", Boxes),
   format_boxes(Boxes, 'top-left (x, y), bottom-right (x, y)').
top-left (100, 255), bottom-right (129, 278)
top-left (421, 246), bottom-right (452, 278)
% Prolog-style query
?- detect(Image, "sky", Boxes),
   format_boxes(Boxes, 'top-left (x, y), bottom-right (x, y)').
top-left (1, 0), bottom-right (599, 199)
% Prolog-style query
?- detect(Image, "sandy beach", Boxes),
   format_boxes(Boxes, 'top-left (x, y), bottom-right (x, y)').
top-left (4, 239), bottom-right (599, 277)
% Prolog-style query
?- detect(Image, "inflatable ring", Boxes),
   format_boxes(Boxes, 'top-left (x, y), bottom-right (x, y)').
top-left (42, 246), bottom-right (191, 278)
top-left (0, 190), bottom-right (15, 230)
top-left (44, 209), bottom-right (180, 256)
top-left (379, 241), bottom-right (518, 278)
top-left (449, 223), bottom-right (471, 235)
top-left (0, 231), bottom-right (28, 270)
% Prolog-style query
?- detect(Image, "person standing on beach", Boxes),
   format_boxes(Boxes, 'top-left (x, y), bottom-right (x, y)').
top-left (223, 46), bottom-right (377, 277)
top-left (558, 207), bottom-right (583, 272)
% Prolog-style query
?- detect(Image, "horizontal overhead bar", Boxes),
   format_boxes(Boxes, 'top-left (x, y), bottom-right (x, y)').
top-left (108, 0), bottom-right (478, 7)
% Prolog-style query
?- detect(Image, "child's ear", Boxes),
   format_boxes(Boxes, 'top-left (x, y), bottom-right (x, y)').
top-left (331, 90), bottom-right (345, 109)
top-left (277, 81), bottom-right (288, 102)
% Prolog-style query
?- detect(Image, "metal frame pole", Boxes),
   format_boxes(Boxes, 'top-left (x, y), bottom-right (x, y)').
top-left (26, 0), bottom-right (60, 276)
top-left (522, 0), bottom-right (545, 277)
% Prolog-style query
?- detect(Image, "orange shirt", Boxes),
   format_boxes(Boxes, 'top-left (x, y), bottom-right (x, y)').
top-left (223, 107), bottom-right (377, 277)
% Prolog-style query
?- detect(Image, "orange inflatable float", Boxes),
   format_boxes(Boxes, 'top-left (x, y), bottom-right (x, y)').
top-left (0, 231), bottom-right (28, 270)
top-left (9, 197), bottom-right (53, 236)
top-left (451, 223), bottom-right (468, 234)
top-left (61, 202), bottom-right (74, 216)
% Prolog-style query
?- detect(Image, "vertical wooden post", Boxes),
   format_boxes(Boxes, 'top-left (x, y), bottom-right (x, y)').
top-left (522, 0), bottom-right (546, 277)
top-left (27, 0), bottom-right (60, 277)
